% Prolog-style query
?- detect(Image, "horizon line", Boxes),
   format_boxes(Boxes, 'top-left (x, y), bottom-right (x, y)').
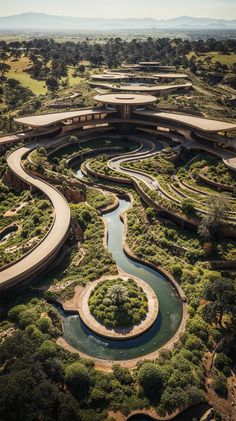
top-left (0, 12), bottom-right (236, 21)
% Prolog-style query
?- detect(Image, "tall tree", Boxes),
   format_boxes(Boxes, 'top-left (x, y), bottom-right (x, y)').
top-left (0, 62), bottom-right (10, 79)
top-left (46, 77), bottom-right (59, 92)
top-left (203, 276), bottom-right (236, 326)
top-left (198, 196), bottom-right (230, 240)
top-left (108, 284), bottom-right (128, 304)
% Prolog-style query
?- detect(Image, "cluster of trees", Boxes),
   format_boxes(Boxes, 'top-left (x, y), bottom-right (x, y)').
top-left (198, 196), bottom-right (230, 241)
top-left (0, 35), bottom-right (235, 118)
top-left (0, 296), bottom-right (211, 420)
top-left (203, 275), bottom-right (236, 326)
top-left (0, 280), bottom-right (231, 420)
top-left (89, 278), bottom-right (148, 328)
top-left (1, 171), bottom-right (235, 420)
top-left (0, 78), bottom-right (34, 112)
top-left (0, 36), bottom-right (235, 82)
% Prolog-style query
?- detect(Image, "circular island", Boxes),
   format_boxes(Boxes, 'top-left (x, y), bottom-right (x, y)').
top-left (78, 275), bottom-right (159, 340)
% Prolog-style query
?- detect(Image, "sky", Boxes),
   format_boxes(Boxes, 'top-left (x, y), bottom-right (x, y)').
top-left (0, 0), bottom-right (235, 20)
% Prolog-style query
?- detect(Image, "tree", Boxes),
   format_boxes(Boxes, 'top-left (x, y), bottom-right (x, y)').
top-left (108, 284), bottom-right (128, 304)
top-left (65, 362), bottom-right (91, 400)
top-left (0, 62), bottom-right (10, 78)
top-left (138, 362), bottom-right (163, 400)
top-left (146, 207), bottom-right (156, 223)
top-left (77, 64), bottom-right (85, 74)
top-left (181, 198), bottom-right (195, 216)
top-left (212, 373), bottom-right (227, 396)
top-left (215, 61), bottom-right (223, 72)
top-left (10, 49), bottom-right (22, 61)
top-left (8, 304), bottom-right (28, 322)
top-left (36, 317), bottom-right (53, 334)
top-left (7, 78), bottom-right (20, 88)
top-left (46, 77), bottom-right (59, 92)
top-left (215, 353), bottom-right (232, 377)
top-left (203, 276), bottom-right (236, 326)
top-left (38, 340), bottom-right (57, 359)
top-left (0, 51), bottom-right (8, 61)
top-left (198, 196), bottom-right (230, 240)
top-left (51, 59), bottom-right (68, 78)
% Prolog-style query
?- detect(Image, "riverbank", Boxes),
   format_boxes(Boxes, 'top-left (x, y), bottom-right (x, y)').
top-left (57, 195), bottom-right (185, 370)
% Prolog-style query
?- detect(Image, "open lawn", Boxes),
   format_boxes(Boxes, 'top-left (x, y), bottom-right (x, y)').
top-left (187, 51), bottom-right (236, 66)
top-left (62, 67), bottom-right (82, 86)
top-left (6, 56), bottom-right (47, 95)
top-left (5, 57), bottom-right (85, 95)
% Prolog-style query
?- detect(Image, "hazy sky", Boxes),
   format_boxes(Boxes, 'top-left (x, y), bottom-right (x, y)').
top-left (0, 0), bottom-right (235, 20)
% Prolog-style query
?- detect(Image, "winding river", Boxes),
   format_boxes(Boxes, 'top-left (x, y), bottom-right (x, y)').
top-left (59, 188), bottom-right (183, 360)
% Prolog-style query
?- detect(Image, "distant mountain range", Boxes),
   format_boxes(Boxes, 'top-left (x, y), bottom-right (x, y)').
top-left (0, 13), bottom-right (236, 31)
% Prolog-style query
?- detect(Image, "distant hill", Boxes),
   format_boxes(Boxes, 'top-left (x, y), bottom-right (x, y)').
top-left (0, 13), bottom-right (236, 31)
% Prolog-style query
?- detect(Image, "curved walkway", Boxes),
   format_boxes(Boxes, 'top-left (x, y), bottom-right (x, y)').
top-left (0, 142), bottom-right (71, 290)
top-left (83, 136), bottom-right (236, 230)
top-left (109, 149), bottom-right (236, 223)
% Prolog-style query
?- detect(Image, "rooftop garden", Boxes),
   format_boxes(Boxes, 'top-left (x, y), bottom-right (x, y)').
top-left (0, 183), bottom-right (53, 267)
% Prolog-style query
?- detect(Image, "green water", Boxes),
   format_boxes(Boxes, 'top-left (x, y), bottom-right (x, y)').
top-left (59, 196), bottom-right (183, 360)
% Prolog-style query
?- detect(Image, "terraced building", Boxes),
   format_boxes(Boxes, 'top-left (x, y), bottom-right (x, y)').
top-left (0, 92), bottom-right (236, 292)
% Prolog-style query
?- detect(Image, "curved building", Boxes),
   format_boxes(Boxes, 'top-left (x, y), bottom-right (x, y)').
top-left (0, 92), bottom-right (236, 291)
top-left (6, 93), bottom-right (236, 148)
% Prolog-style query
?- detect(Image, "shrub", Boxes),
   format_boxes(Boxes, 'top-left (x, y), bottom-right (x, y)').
top-left (181, 198), bottom-right (195, 216)
top-left (65, 362), bottom-right (91, 399)
top-left (138, 362), bottom-right (163, 401)
top-left (88, 278), bottom-right (148, 328)
top-left (36, 317), bottom-right (53, 334)
top-left (212, 373), bottom-right (228, 396)
top-left (8, 304), bottom-right (28, 322)
top-left (215, 353), bottom-right (232, 377)
top-left (171, 263), bottom-right (182, 278)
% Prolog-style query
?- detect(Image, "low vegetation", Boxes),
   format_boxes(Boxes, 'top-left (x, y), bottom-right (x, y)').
top-left (0, 34), bottom-right (236, 421)
top-left (89, 155), bottom-right (130, 179)
top-left (0, 183), bottom-right (53, 267)
top-left (201, 163), bottom-right (236, 188)
top-left (89, 278), bottom-right (148, 328)
top-left (86, 188), bottom-right (114, 211)
top-left (45, 203), bottom-right (117, 301)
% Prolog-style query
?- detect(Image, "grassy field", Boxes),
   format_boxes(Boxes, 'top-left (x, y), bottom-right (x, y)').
top-left (5, 57), bottom-right (84, 96)
top-left (6, 56), bottom-right (47, 95)
top-left (187, 51), bottom-right (236, 66)
top-left (62, 67), bottom-right (82, 86)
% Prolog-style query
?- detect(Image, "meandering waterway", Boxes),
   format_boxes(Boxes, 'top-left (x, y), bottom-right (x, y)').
top-left (59, 190), bottom-right (183, 360)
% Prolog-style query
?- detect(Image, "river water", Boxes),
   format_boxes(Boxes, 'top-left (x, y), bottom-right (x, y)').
top-left (59, 192), bottom-right (183, 360)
